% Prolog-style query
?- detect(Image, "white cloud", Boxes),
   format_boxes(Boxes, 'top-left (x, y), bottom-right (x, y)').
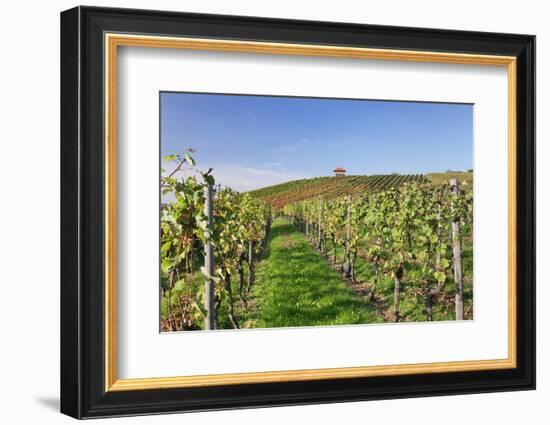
top-left (278, 144), bottom-right (297, 152)
top-left (216, 165), bottom-right (307, 191)
top-left (161, 160), bottom-right (308, 194)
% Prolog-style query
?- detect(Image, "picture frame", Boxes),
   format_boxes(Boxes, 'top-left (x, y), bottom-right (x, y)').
top-left (60, 5), bottom-right (535, 419)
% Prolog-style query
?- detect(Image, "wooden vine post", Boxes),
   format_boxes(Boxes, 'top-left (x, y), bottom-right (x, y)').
top-left (247, 240), bottom-right (255, 291)
top-left (317, 201), bottom-right (322, 251)
top-left (263, 208), bottom-right (271, 250)
top-left (450, 178), bottom-right (464, 320)
top-left (393, 266), bottom-right (403, 322)
top-left (345, 197), bottom-right (352, 278)
top-left (203, 184), bottom-right (216, 330)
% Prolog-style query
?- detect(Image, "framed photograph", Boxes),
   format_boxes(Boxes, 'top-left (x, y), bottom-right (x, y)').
top-left (60, 6), bottom-right (535, 419)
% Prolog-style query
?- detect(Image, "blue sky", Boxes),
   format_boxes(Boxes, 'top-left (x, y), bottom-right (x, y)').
top-left (161, 92), bottom-right (473, 192)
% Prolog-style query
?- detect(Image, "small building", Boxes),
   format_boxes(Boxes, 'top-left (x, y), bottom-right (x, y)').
top-left (333, 167), bottom-right (346, 176)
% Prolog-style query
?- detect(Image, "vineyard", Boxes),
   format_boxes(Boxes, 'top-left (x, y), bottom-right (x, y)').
top-left (160, 151), bottom-right (473, 331)
top-left (281, 179), bottom-right (473, 322)
top-left (248, 174), bottom-right (426, 208)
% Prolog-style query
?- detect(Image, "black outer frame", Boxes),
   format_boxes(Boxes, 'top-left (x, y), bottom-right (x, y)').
top-left (60, 6), bottom-right (535, 419)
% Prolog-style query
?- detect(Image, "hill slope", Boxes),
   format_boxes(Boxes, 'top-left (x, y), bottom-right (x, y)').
top-left (248, 174), bottom-right (424, 208)
top-left (426, 171), bottom-right (473, 186)
top-left (248, 172), bottom-right (473, 209)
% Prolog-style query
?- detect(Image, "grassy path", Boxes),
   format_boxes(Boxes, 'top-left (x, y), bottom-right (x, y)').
top-left (246, 220), bottom-right (380, 328)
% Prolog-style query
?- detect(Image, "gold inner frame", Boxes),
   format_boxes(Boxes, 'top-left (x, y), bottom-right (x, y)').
top-left (104, 33), bottom-right (517, 392)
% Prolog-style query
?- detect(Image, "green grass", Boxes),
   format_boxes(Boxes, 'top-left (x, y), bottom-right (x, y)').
top-left (245, 220), bottom-right (380, 328)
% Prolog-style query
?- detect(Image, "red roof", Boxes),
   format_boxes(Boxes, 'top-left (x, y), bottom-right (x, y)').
top-left (333, 167), bottom-right (346, 172)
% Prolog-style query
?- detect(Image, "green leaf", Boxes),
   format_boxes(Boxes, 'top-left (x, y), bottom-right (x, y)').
top-left (161, 259), bottom-right (172, 274)
top-left (434, 271), bottom-right (447, 284)
top-left (173, 279), bottom-right (185, 292)
top-left (203, 174), bottom-right (215, 186)
top-left (184, 154), bottom-right (196, 166)
top-left (191, 300), bottom-right (206, 318)
top-left (161, 240), bottom-right (172, 253)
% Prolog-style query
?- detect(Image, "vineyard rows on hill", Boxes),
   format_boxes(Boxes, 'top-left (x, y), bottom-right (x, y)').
top-left (249, 174), bottom-right (426, 208)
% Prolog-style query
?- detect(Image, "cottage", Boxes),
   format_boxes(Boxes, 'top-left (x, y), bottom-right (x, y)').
top-left (333, 167), bottom-right (346, 176)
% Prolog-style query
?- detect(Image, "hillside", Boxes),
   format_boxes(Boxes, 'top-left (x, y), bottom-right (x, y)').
top-left (248, 174), bottom-right (422, 208)
top-left (248, 172), bottom-right (472, 209)
top-left (426, 171), bottom-right (473, 186)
